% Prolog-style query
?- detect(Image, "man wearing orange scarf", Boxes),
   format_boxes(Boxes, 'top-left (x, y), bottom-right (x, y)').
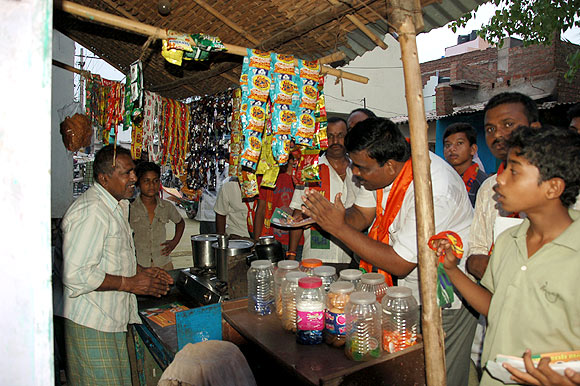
top-left (301, 118), bottom-right (476, 386)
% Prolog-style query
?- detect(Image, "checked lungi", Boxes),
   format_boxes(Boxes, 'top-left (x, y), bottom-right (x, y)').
top-left (64, 319), bottom-right (132, 386)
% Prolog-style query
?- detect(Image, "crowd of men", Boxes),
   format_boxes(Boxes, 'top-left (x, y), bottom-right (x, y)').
top-left (57, 95), bottom-right (580, 386)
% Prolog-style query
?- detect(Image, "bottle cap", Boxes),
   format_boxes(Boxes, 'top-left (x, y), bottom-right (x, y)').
top-left (386, 286), bottom-right (413, 298)
top-left (277, 260), bottom-right (300, 270)
top-left (349, 291), bottom-right (377, 305)
top-left (250, 260), bottom-right (272, 270)
top-left (361, 272), bottom-right (386, 285)
top-left (300, 258), bottom-right (323, 269)
top-left (298, 276), bottom-right (323, 289)
top-left (313, 265), bottom-right (336, 277)
top-left (339, 269), bottom-right (363, 281)
top-left (285, 271), bottom-right (308, 283)
top-left (329, 281), bottom-right (355, 294)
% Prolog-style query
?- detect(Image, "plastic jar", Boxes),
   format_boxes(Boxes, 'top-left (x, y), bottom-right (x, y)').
top-left (299, 258), bottom-right (323, 276)
top-left (313, 265), bottom-right (337, 293)
top-left (274, 260), bottom-right (300, 318)
top-left (296, 276), bottom-right (326, 344)
top-left (381, 286), bottom-right (419, 353)
top-left (281, 271), bottom-right (308, 332)
top-left (359, 272), bottom-right (388, 302)
top-left (344, 291), bottom-right (382, 361)
top-left (324, 281), bottom-right (354, 347)
top-left (247, 260), bottom-right (274, 316)
top-left (338, 269), bottom-right (363, 288)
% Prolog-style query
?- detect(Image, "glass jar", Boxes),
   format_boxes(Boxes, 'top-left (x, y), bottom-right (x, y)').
top-left (338, 269), bottom-right (363, 288)
top-left (345, 291), bottom-right (382, 361)
top-left (381, 286), bottom-right (419, 353)
top-left (313, 265), bottom-right (337, 293)
top-left (324, 281), bottom-right (354, 347)
top-left (247, 260), bottom-right (274, 316)
top-left (281, 271), bottom-right (308, 332)
top-left (274, 260), bottom-right (300, 318)
top-left (299, 258), bottom-right (323, 276)
top-left (296, 277), bottom-right (326, 345)
top-left (359, 272), bottom-right (388, 302)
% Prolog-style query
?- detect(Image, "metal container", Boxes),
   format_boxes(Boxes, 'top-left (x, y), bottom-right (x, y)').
top-left (255, 236), bottom-right (284, 264)
top-left (191, 234), bottom-right (219, 268)
top-left (212, 239), bottom-right (254, 282)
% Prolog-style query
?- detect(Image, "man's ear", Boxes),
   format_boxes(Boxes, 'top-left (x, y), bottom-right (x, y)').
top-left (96, 173), bottom-right (107, 187)
top-left (545, 177), bottom-right (565, 201)
top-left (530, 121), bottom-right (542, 129)
top-left (384, 160), bottom-right (396, 175)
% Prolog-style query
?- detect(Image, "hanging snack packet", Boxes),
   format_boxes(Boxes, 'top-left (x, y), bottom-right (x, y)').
top-left (183, 33), bottom-right (226, 61)
top-left (239, 170), bottom-right (259, 198)
top-left (294, 146), bottom-right (321, 184)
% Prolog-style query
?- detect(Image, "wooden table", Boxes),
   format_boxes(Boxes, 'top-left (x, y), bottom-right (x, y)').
top-left (222, 299), bottom-right (427, 386)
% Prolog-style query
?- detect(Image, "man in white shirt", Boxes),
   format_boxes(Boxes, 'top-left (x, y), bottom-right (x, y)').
top-left (301, 118), bottom-right (477, 386)
top-left (214, 177), bottom-right (253, 238)
top-left (288, 117), bottom-right (360, 263)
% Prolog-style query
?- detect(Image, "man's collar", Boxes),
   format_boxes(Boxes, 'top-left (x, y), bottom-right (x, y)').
top-left (94, 182), bottom-right (124, 211)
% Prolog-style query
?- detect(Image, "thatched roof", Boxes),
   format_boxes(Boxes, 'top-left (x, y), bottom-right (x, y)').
top-left (54, 0), bottom-right (487, 99)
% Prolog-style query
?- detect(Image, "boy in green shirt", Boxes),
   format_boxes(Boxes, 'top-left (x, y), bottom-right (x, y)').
top-left (433, 125), bottom-right (580, 386)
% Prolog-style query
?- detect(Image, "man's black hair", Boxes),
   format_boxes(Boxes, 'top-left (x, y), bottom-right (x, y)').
top-left (345, 117), bottom-right (410, 165)
top-left (443, 122), bottom-right (478, 146)
top-left (93, 145), bottom-right (132, 178)
top-left (348, 108), bottom-right (377, 119)
top-left (327, 116), bottom-right (348, 126)
top-left (506, 125), bottom-right (580, 207)
top-left (483, 92), bottom-right (539, 124)
top-left (567, 103), bottom-right (580, 122)
top-left (135, 161), bottom-right (161, 181)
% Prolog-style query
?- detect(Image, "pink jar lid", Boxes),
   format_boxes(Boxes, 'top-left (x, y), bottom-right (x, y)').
top-left (298, 276), bottom-right (323, 289)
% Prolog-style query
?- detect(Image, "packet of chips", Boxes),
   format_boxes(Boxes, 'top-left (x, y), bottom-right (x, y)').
top-left (294, 146), bottom-right (321, 184)
top-left (239, 169), bottom-right (259, 198)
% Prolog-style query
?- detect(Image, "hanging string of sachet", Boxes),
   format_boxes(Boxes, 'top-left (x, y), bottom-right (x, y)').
top-left (161, 30), bottom-right (226, 66)
top-left (85, 75), bottom-right (125, 145)
top-left (427, 231), bottom-right (464, 308)
top-left (142, 91), bottom-right (163, 163)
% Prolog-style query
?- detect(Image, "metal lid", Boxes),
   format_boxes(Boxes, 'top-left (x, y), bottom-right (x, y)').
top-left (313, 265), bottom-right (336, 277)
top-left (386, 286), bottom-right (413, 298)
top-left (285, 271), bottom-right (308, 283)
top-left (212, 239), bottom-right (254, 256)
top-left (298, 276), bottom-right (323, 289)
top-left (250, 260), bottom-right (272, 270)
top-left (349, 291), bottom-right (377, 305)
top-left (361, 272), bottom-right (385, 285)
top-left (339, 269), bottom-right (362, 281)
top-left (258, 235), bottom-right (277, 245)
top-left (191, 233), bottom-right (218, 241)
top-left (329, 281), bottom-right (355, 294)
top-left (277, 260), bottom-right (300, 270)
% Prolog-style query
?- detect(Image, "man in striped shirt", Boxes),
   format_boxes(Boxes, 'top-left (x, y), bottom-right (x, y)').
top-left (61, 145), bottom-right (173, 385)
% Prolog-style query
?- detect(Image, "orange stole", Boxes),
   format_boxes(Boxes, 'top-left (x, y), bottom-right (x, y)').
top-left (360, 159), bottom-right (414, 286)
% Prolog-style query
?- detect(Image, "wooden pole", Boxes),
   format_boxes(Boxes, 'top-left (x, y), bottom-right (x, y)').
top-left (387, 0), bottom-right (446, 385)
top-left (326, 0), bottom-right (388, 50)
top-left (58, 0), bottom-right (368, 84)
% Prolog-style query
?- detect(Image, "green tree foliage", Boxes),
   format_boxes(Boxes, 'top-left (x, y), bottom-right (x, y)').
top-left (450, 0), bottom-right (580, 80)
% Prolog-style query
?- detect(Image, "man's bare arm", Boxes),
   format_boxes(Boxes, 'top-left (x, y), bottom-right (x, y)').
top-left (345, 205), bottom-right (375, 231)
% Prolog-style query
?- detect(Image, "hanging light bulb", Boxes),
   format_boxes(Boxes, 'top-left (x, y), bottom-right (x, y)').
top-left (158, 0), bottom-right (171, 16)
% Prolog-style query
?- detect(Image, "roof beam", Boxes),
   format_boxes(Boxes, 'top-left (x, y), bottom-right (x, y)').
top-left (326, 0), bottom-right (388, 50)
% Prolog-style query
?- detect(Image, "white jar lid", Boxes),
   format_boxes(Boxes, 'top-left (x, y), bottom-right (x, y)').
top-left (339, 269), bottom-right (363, 280)
top-left (361, 272), bottom-right (385, 285)
top-left (277, 260), bottom-right (300, 270)
top-left (386, 286), bottom-right (413, 298)
top-left (285, 271), bottom-right (308, 283)
top-left (349, 291), bottom-right (376, 305)
top-left (329, 281), bottom-right (355, 294)
top-left (251, 260), bottom-right (272, 269)
top-left (313, 265), bottom-right (336, 277)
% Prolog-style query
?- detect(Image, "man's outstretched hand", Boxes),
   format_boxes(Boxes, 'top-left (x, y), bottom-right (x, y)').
top-left (301, 190), bottom-right (345, 236)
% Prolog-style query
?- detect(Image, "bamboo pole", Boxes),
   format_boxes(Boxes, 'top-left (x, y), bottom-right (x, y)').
top-left (387, 0), bottom-right (446, 385)
top-left (59, 0), bottom-right (368, 84)
top-left (327, 0), bottom-right (388, 50)
top-left (193, 0), bottom-right (260, 46)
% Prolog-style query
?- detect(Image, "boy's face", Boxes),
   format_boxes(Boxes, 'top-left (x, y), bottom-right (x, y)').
top-left (495, 148), bottom-right (546, 213)
top-left (570, 117), bottom-right (580, 134)
top-left (443, 132), bottom-right (476, 169)
top-left (138, 170), bottom-right (161, 198)
top-left (484, 103), bottom-right (531, 161)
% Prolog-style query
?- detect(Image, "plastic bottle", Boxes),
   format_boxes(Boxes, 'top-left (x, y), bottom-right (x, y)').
top-left (358, 272), bottom-right (388, 302)
top-left (247, 260), bottom-right (274, 316)
top-left (338, 269), bottom-right (363, 288)
top-left (313, 265), bottom-right (337, 293)
top-left (381, 286), bottom-right (419, 353)
top-left (345, 291), bottom-right (382, 361)
top-left (299, 258), bottom-right (323, 276)
top-left (281, 271), bottom-right (308, 332)
top-left (324, 281), bottom-right (354, 347)
top-left (296, 276), bottom-right (326, 344)
top-left (274, 260), bottom-right (300, 318)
